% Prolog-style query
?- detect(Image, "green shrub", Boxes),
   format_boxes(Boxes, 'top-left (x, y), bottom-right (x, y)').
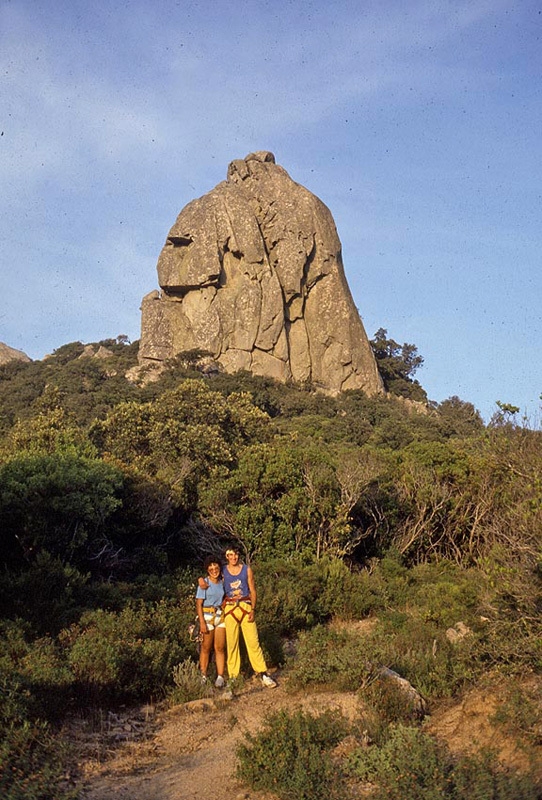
top-left (255, 559), bottom-right (330, 633)
top-left (405, 561), bottom-right (483, 627)
top-left (370, 555), bottom-right (483, 627)
top-left (61, 599), bottom-right (191, 702)
top-left (363, 672), bottom-right (424, 728)
top-left (492, 682), bottom-right (542, 746)
top-left (288, 616), bottom-right (478, 702)
top-left (290, 590), bottom-right (539, 706)
top-left (258, 623), bottom-right (285, 668)
top-left (317, 557), bottom-right (385, 619)
top-left (0, 621), bottom-right (74, 724)
top-left (255, 556), bottom-right (384, 637)
top-left (347, 724), bottom-right (540, 800)
top-left (0, 720), bottom-right (77, 800)
top-left (470, 618), bottom-right (542, 673)
top-left (348, 724), bottom-right (449, 799)
top-left (0, 626), bottom-right (74, 799)
top-left (452, 749), bottom-right (541, 800)
top-left (170, 659), bottom-right (212, 704)
top-left (371, 616), bottom-right (478, 699)
top-left (287, 625), bottom-right (373, 691)
top-left (0, 553), bottom-right (91, 635)
top-left (237, 708), bottom-right (348, 800)
top-left (0, 452), bottom-right (124, 570)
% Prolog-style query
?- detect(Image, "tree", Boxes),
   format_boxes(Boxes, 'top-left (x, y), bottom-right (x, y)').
top-left (0, 453), bottom-right (124, 568)
top-left (92, 379), bottom-right (269, 509)
top-left (370, 328), bottom-right (427, 402)
top-left (0, 385), bottom-right (96, 459)
top-left (436, 396), bottom-right (484, 438)
top-left (489, 400), bottom-right (521, 428)
top-left (199, 441), bottom-right (314, 557)
top-left (200, 440), bottom-right (388, 561)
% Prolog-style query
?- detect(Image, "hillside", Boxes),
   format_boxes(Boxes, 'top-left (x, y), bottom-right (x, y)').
top-left (0, 335), bottom-right (540, 799)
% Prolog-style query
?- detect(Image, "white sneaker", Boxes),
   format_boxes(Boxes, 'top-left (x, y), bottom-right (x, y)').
top-left (261, 673), bottom-right (277, 688)
top-left (215, 675), bottom-right (225, 688)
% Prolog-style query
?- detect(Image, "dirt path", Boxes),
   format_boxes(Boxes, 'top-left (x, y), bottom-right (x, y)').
top-left (76, 677), bottom-right (361, 800)
top-left (74, 674), bottom-right (542, 799)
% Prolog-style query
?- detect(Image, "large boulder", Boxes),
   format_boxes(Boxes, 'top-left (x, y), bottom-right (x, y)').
top-left (139, 151), bottom-right (383, 395)
top-left (0, 342), bottom-right (31, 366)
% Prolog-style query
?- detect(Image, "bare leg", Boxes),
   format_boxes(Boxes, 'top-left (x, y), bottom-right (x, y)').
top-left (199, 630), bottom-right (214, 675)
top-left (214, 627), bottom-right (226, 678)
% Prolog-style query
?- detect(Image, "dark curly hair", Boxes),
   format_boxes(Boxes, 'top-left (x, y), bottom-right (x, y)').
top-left (203, 555), bottom-right (222, 573)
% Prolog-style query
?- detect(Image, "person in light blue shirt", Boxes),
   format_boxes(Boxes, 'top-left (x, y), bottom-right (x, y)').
top-left (196, 556), bottom-right (226, 688)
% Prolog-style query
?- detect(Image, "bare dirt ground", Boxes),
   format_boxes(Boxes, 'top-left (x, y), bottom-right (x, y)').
top-left (71, 673), bottom-right (541, 800)
top-left (73, 676), bottom-right (361, 800)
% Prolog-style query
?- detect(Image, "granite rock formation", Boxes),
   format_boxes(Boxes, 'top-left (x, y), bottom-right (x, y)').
top-left (139, 151), bottom-right (383, 395)
top-left (0, 342), bottom-right (31, 366)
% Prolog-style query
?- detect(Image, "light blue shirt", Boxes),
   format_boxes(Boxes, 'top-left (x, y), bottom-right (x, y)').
top-left (196, 579), bottom-right (224, 607)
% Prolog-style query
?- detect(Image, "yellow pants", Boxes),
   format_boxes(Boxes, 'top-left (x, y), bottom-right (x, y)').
top-left (224, 601), bottom-right (267, 679)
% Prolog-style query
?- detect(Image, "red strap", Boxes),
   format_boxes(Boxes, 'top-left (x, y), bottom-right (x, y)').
top-left (223, 597), bottom-right (252, 623)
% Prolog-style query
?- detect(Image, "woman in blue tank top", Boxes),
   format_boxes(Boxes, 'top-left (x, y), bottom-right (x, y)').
top-left (222, 545), bottom-right (276, 688)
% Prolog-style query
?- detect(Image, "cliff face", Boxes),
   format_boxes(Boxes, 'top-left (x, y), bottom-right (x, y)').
top-left (139, 151), bottom-right (383, 395)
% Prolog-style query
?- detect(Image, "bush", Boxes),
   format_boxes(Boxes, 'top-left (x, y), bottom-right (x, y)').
top-left (237, 708), bottom-right (348, 800)
top-left (287, 625), bottom-right (373, 691)
top-left (469, 617), bottom-right (542, 673)
top-left (0, 553), bottom-right (91, 635)
top-left (403, 561), bottom-right (482, 627)
top-left (347, 724), bottom-right (540, 800)
top-left (255, 558), bottom-right (328, 633)
top-left (492, 681), bottom-right (542, 747)
top-left (288, 616), bottom-right (478, 702)
top-left (170, 659), bottom-right (212, 704)
top-left (0, 452), bottom-right (124, 570)
top-left (61, 600), bottom-right (192, 702)
top-left (452, 749), bottom-right (541, 800)
top-left (317, 557), bottom-right (385, 619)
top-left (348, 724), bottom-right (449, 799)
top-left (0, 621), bottom-right (74, 724)
top-left (254, 556), bottom-right (384, 637)
top-left (257, 623), bottom-right (285, 668)
top-left (363, 671), bottom-right (424, 729)
top-left (370, 616), bottom-right (478, 699)
top-left (371, 555), bottom-right (483, 627)
top-left (0, 720), bottom-right (77, 800)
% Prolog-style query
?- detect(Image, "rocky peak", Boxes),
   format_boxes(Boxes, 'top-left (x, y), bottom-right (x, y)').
top-left (139, 152), bottom-right (383, 395)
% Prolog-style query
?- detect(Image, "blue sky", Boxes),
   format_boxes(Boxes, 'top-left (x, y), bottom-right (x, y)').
top-left (1, 0), bottom-right (540, 422)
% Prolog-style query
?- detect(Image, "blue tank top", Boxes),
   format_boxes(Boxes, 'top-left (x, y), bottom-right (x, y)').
top-left (223, 563), bottom-right (249, 600)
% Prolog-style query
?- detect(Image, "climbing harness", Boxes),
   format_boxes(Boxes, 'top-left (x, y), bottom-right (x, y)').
top-left (203, 605), bottom-right (225, 626)
top-left (222, 596), bottom-right (252, 624)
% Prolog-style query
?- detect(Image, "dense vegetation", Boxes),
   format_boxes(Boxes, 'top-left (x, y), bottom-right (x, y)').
top-left (0, 333), bottom-right (540, 798)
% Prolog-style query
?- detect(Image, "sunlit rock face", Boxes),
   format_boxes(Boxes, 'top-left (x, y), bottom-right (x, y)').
top-left (0, 342), bottom-right (31, 366)
top-left (139, 151), bottom-right (383, 396)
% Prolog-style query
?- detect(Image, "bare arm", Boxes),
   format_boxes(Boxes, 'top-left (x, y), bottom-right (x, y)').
top-left (247, 566), bottom-right (257, 622)
top-left (196, 597), bottom-right (208, 633)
